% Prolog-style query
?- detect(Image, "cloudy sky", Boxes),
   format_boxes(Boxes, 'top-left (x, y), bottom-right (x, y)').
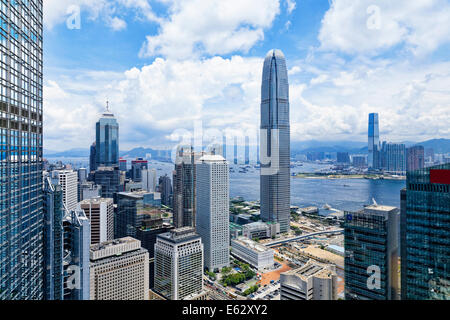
top-left (43, 0), bottom-right (450, 152)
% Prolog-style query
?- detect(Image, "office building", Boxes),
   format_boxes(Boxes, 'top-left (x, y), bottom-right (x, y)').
top-left (368, 113), bottom-right (380, 170)
top-left (406, 145), bottom-right (425, 172)
top-left (119, 157), bottom-right (127, 172)
top-left (142, 168), bottom-right (157, 192)
top-left (260, 49), bottom-right (291, 233)
top-left (245, 135), bottom-right (250, 164)
top-left (95, 102), bottom-right (119, 168)
top-left (43, 175), bottom-right (64, 300)
top-left (222, 135), bottom-right (227, 160)
top-left (154, 228), bottom-right (204, 300)
top-left (344, 204), bottom-right (400, 300)
top-left (63, 210), bottom-right (91, 300)
top-left (93, 166), bottom-right (122, 200)
top-left (242, 221), bottom-right (280, 240)
top-left (401, 164), bottom-right (450, 300)
top-left (79, 181), bottom-right (101, 201)
top-left (131, 158), bottom-right (148, 182)
top-left (1, 3), bottom-right (45, 296)
top-left (89, 142), bottom-right (97, 172)
top-left (116, 190), bottom-right (162, 238)
top-left (136, 219), bottom-right (174, 289)
top-left (280, 260), bottom-right (337, 300)
top-left (51, 170), bottom-right (78, 212)
top-left (159, 174), bottom-right (172, 206)
top-left (234, 136), bottom-right (238, 164)
top-left (78, 198), bottom-right (114, 244)
top-left (196, 155), bottom-right (230, 271)
top-left (89, 237), bottom-right (149, 300)
top-left (231, 237), bottom-right (274, 271)
top-left (172, 146), bottom-right (204, 228)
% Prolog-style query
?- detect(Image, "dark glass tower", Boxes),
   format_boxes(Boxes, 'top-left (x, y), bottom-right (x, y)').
top-left (0, 0), bottom-right (44, 300)
top-left (95, 103), bottom-right (119, 168)
top-left (368, 113), bottom-right (380, 170)
top-left (260, 49), bottom-right (290, 233)
top-left (401, 164), bottom-right (450, 300)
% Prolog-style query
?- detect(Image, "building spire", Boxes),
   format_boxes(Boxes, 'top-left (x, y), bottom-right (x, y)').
top-left (106, 99), bottom-right (110, 112)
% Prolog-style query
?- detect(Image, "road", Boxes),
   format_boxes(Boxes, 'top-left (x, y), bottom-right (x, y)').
top-left (265, 229), bottom-right (344, 247)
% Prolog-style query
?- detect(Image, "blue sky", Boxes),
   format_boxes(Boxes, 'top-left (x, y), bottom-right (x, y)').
top-left (43, 0), bottom-right (450, 151)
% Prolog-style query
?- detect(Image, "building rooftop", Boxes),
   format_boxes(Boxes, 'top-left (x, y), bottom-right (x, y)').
top-left (90, 237), bottom-right (142, 261)
top-left (158, 227), bottom-right (200, 244)
top-left (79, 197), bottom-right (112, 205)
top-left (283, 260), bottom-right (336, 281)
top-left (197, 154), bottom-right (226, 163)
top-left (233, 236), bottom-right (273, 253)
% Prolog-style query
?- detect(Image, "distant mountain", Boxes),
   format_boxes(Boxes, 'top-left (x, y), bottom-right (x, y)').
top-left (120, 147), bottom-right (172, 161)
top-left (44, 148), bottom-right (90, 158)
top-left (416, 139), bottom-right (450, 154)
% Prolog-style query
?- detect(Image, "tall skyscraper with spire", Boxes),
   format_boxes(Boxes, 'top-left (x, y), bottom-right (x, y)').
top-left (95, 101), bottom-right (119, 168)
top-left (0, 0), bottom-right (44, 300)
top-left (260, 49), bottom-right (291, 233)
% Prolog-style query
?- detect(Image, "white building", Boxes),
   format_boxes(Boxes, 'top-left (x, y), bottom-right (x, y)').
top-left (51, 170), bottom-right (78, 211)
top-left (242, 221), bottom-right (280, 240)
top-left (154, 227), bottom-right (204, 300)
top-left (280, 260), bottom-right (337, 300)
top-left (89, 237), bottom-right (149, 300)
top-left (196, 155), bottom-right (230, 271)
top-left (77, 198), bottom-right (114, 244)
top-left (142, 168), bottom-right (158, 192)
top-left (231, 237), bottom-right (274, 271)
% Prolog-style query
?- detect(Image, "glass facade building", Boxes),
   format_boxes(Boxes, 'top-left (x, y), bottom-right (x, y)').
top-left (260, 49), bottom-right (290, 233)
top-left (368, 113), bottom-right (380, 170)
top-left (344, 205), bottom-right (400, 300)
top-left (95, 106), bottom-right (119, 168)
top-left (401, 164), bottom-right (450, 300)
top-left (0, 0), bottom-right (43, 300)
top-left (43, 176), bottom-right (64, 300)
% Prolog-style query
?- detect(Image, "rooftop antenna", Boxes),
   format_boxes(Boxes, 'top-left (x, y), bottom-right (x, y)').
top-left (106, 99), bottom-right (110, 112)
top-left (372, 198), bottom-right (378, 206)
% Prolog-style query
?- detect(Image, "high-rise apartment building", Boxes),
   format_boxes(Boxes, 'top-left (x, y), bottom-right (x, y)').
top-left (78, 198), bottom-right (114, 244)
top-left (260, 49), bottom-right (291, 233)
top-left (89, 237), bottom-right (149, 300)
top-left (95, 103), bottom-right (119, 168)
top-left (51, 170), bottom-right (78, 212)
top-left (400, 164), bottom-right (450, 300)
top-left (368, 113), bottom-right (380, 170)
top-left (0, 0), bottom-right (44, 300)
top-left (280, 260), bottom-right (338, 300)
top-left (196, 155), bottom-right (230, 271)
top-left (154, 228), bottom-right (204, 300)
top-left (344, 204), bottom-right (400, 300)
top-left (380, 142), bottom-right (406, 175)
top-left (406, 145), bottom-right (425, 172)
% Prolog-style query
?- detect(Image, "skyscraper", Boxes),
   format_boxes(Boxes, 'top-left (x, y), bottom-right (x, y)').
top-left (89, 237), bottom-right (149, 300)
top-left (78, 198), bottom-right (114, 245)
top-left (260, 49), bottom-right (291, 233)
top-left (159, 174), bottom-right (172, 206)
top-left (400, 164), bottom-right (450, 300)
top-left (0, 0), bottom-right (44, 300)
top-left (406, 145), bottom-right (425, 172)
top-left (95, 102), bottom-right (119, 168)
top-left (368, 113), bottom-right (380, 170)
top-left (154, 228), bottom-right (204, 300)
top-left (245, 135), bottom-right (250, 164)
top-left (196, 155), bottom-right (230, 271)
top-left (380, 142), bottom-right (406, 175)
top-left (131, 158), bottom-right (148, 182)
top-left (344, 204), bottom-right (400, 300)
top-left (172, 146), bottom-right (203, 228)
top-left (89, 142), bottom-right (97, 172)
top-left (234, 136), bottom-right (238, 165)
top-left (51, 170), bottom-right (78, 212)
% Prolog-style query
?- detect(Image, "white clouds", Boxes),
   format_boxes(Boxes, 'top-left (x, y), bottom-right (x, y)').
top-left (139, 0), bottom-right (280, 59)
top-left (319, 0), bottom-right (450, 56)
top-left (43, 0), bottom-right (160, 30)
top-left (285, 0), bottom-right (296, 14)
top-left (44, 56), bottom-right (264, 151)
